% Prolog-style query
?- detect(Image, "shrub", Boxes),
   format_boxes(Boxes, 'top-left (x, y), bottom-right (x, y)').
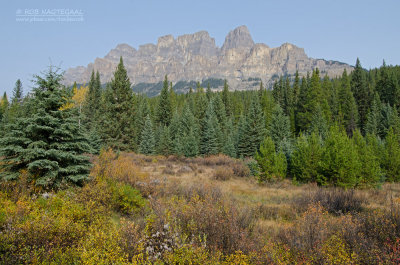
top-left (163, 244), bottom-right (220, 265)
top-left (213, 167), bottom-right (234, 181)
top-left (293, 187), bottom-right (365, 215)
top-left (78, 220), bottom-right (129, 264)
top-left (246, 159), bottom-right (260, 177)
top-left (111, 182), bottom-right (147, 215)
top-left (231, 161), bottom-right (251, 178)
top-left (150, 184), bottom-right (257, 255)
top-left (0, 190), bottom-right (100, 264)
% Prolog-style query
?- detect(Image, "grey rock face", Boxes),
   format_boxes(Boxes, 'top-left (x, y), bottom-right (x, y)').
top-left (221, 25), bottom-right (255, 52)
top-left (63, 26), bottom-right (353, 91)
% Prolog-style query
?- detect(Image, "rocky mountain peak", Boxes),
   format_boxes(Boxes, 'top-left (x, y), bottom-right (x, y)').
top-left (222, 25), bottom-right (254, 51)
top-left (63, 25), bottom-right (353, 93)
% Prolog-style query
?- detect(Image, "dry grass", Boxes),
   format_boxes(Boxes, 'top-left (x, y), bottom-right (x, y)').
top-left (115, 152), bottom-right (400, 236)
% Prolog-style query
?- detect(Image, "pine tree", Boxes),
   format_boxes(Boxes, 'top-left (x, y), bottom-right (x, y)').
top-left (320, 126), bottom-right (361, 187)
top-left (352, 130), bottom-right (381, 187)
top-left (138, 115), bottom-right (155, 155)
top-left (384, 127), bottom-right (400, 182)
top-left (290, 132), bottom-right (324, 183)
top-left (255, 136), bottom-right (287, 182)
top-left (0, 67), bottom-right (91, 188)
top-left (155, 75), bottom-right (172, 126)
top-left (100, 57), bottom-right (135, 150)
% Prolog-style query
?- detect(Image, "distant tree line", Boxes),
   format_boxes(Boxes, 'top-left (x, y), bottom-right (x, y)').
top-left (1, 57), bottom-right (400, 188)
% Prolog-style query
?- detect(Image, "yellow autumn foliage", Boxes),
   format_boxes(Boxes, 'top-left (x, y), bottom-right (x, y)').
top-left (60, 85), bottom-right (88, 111)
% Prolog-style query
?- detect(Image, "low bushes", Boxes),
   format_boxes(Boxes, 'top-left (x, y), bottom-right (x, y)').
top-left (213, 167), bottom-right (234, 181)
top-left (293, 187), bottom-right (366, 215)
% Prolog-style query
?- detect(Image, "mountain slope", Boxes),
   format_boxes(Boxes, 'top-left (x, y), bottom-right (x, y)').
top-left (64, 25), bottom-right (353, 92)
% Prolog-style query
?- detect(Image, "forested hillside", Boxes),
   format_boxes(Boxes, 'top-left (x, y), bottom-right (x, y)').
top-left (1, 58), bottom-right (400, 188)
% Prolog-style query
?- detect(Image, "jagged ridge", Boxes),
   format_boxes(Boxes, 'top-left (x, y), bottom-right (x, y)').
top-left (63, 25), bottom-right (353, 92)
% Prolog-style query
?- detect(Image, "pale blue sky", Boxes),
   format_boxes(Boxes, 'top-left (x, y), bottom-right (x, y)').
top-left (1, 0), bottom-right (399, 96)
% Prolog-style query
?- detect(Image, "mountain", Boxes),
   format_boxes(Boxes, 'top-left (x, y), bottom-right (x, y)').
top-left (63, 25), bottom-right (353, 93)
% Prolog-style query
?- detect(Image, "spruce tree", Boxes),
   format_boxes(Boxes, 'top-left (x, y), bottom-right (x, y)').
top-left (84, 70), bottom-right (102, 124)
top-left (268, 105), bottom-right (291, 152)
top-left (236, 114), bottom-right (248, 158)
top-left (157, 125), bottom-right (172, 155)
top-left (296, 76), bottom-right (309, 133)
top-left (139, 115), bottom-right (155, 155)
top-left (182, 128), bottom-right (199, 157)
top-left (380, 103), bottom-right (400, 137)
top-left (155, 75), bottom-right (172, 126)
top-left (293, 71), bottom-right (300, 106)
top-left (376, 60), bottom-right (399, 108)
top-left (222, 118), bottom-right (236, 158)
top-left (193, 85), bottom-right (208, 130)
top-left (100, 57), bottom-right (135, 150)
top-left (258, 81), bottom-right (264, 102)
top-left (365, 93), bottom-right (382, 136)
top-left (133, 96), bottom-right (151, 148)
top-left (310, 104), bottom-right (328, 139)
top-left (237, 95), bottom-right (265, 157)
top-left (174, 103), bottom-right (199, 156)
top-left (212, 94), bottom-right (227, 129)
top-left (338, 69), bottom-right (359, 135)
top-left (200, 101), bottom-right (220, 155)
top-left (206, 83), bottom-right (212, 101)
top-left (222, 79), bottom-right (231, 116)
top-left (0, 67), bottom-right (91, 188)
top-left (351, 58), bottom-right (370, 131)
top-left (12, 79), bottom-right (23, 105)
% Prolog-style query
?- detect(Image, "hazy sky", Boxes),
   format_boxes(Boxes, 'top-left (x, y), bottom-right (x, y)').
top-left (1, 0), bottom-right (399, 96)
